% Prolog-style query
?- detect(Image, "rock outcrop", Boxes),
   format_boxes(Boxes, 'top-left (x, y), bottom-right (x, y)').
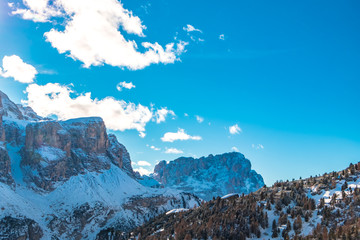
top-left (21, 117), bottom-right (134, 191)
top-left (0, 95), bottom-right (13, 185)
top-left (107, 133), bottom-right (133, 175)
top-left (0, 216), bottom-right (43, 240)
top-left (153, 152), bottom-right (265, 200)
top-left (0, 145), bottom-right (12, 185)
top-left (0, 91), bottom-right (43, 121)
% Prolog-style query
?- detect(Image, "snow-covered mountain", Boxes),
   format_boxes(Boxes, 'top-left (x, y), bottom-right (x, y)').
top-left (131, 163), bottom-right (360, 240)
top-left (150, 152), bottom-right (265, 201)
top-left (0, 90), bottom-right (200, 240)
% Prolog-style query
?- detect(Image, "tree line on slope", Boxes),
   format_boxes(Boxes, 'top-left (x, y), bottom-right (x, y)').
top-left (125, 163), bottom-right (360, 240)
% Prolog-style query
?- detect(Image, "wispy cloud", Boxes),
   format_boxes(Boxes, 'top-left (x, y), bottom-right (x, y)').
top-left (154, 108), bottom-right (175, 124)
top-left (183, 24), bottom-right (204, 42)
top-left (219, 34), bottom-right (225, 40)
top-left (183, 24), bottom-right (202, 33)
top-left (161, 128), bottom-right (202, 142)
top-left (165, 148), bottom-right (183, 154)
top-left (229, 124), bottom-right (242, 135)
top-left (137, 161), bottom-right (151, 166)
top-left (147, 145), bottom-right (160, 151)
top-left (195, 115), bottom-right (204, 123)
top-left (231, 146), bottom-right (239, 152)
top-left (116, 81), bottom-right (135, 91)
top-left (252, 144), bottom-right (264, 150)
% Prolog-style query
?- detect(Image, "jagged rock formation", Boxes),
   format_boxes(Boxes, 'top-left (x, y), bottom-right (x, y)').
top-left (21, 117), bottom-right (134, 191)
top-left (0, 216), bottom-right (43, 240)
top-left (0, 95), bottom-right (13, 185)
top-left (0, 91), bottom-right (43, 122)
top-left (152, 152), bottom-right (264, 200)
top-left (131, 163), bottom-right (360, 240)
top-left (0, 90), bottom-right (200, 239)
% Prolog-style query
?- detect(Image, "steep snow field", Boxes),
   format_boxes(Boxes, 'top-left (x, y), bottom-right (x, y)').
top-left (0, 164), bottom-right (199, 239)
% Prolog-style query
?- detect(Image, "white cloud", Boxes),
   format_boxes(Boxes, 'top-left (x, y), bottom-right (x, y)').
top-left (116, 81), bottom-right (135, 91)
top-left (154, 108), bottom-right (175, 124)
top-left (252, 144), bottom-right (264, 150)
top-left (195, 115), bottom-right (204, 123)
top-left (231, 146), bottom-right (239, 152)
top-left (161, 128), bottom-right (202, 142)
top-left (229, 124), bottom-right (242, 135)
top-left (10, 0), bottom-right (62, 22)
top-left (149, 145), bottom-right (160, 151)
top-left (11, 0), bottom-right (187, 70)
top-left (219, 34), bottom-right (225, 40)
top-left (0, 55), bottom-right (37, 83)
top-left (23, 83), bottom-right (175, 137)
top-left (182, 24), bottom-right (204, 42)
top-left (134, 167), bottom-right (152, 176)
top-left (183, 24), bottom-right (202, 33)
top-left (165, 148), bottom-right (183, 154)
top-left (137, 161), bottom-right (151, 167)
top-left (184, 113), bottom-right (189, 117)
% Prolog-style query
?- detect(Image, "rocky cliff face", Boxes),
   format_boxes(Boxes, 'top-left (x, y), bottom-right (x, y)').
top-left (21, 117), bottom-right (134, 191)
top-left (0, 95), bottom-right (13, 185)
top-left (0, 90), bottom-right (200, 239)
top-left (0, 216), bottom-right (43, 240)
top-left (153, 152), bottom-right (265, 201)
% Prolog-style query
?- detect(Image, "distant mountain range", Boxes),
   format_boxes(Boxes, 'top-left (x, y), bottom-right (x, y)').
top-left (139, 152), bottom-right (264, 201)
top-left (0, 90), bottom-right (265, 239)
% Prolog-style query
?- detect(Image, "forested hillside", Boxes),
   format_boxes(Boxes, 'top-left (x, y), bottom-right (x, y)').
top-left (123, 162), bottom-right (360, 240)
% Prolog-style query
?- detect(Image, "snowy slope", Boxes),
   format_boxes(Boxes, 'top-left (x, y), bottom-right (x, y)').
top-left (131, 164), bottom-right (360, 239)
top-left (0, 165), bottom-right (200, 239)
top-left (0, 90), bottom-right (200, 239)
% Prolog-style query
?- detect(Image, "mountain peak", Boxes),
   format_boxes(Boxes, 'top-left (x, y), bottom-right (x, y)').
top-left (0, 90), bottom-right (43, 121)
top-left (152, 152), bottom-right (264, 201)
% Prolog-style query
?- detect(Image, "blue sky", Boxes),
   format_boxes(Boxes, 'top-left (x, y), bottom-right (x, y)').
top-left (0, 0), bottom-right (360, 185)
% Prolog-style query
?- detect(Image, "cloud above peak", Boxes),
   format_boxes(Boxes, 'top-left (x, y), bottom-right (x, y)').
top-left (23, 83), bottom-right (174, 137)
top-left (133, 167), bottom-right (151, 176)
top-left (0, 55), bottom-right (37, 83)
top-left (165, 148), bottom-right (183, 154)
top-left (161, 128), bottom-right (202, 142)
top-left (11, 0), bottom-right (187, 70)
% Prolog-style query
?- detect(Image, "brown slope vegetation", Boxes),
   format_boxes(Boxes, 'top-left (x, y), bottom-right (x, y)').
top-left (99, 162), bottom-right (360, 240)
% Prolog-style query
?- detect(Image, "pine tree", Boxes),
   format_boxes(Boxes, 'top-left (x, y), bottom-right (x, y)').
top-left (271, 219), bottom-right (278, 238)
top-left (293, 215), bottom-right (302, 234)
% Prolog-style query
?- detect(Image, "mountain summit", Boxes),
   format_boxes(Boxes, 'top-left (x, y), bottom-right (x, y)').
top-left (152, 152), bottom-right (264, 201)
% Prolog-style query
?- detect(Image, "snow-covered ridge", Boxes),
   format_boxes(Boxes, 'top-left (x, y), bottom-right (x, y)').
top-left (0, 90), bottom-right (201, 239)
